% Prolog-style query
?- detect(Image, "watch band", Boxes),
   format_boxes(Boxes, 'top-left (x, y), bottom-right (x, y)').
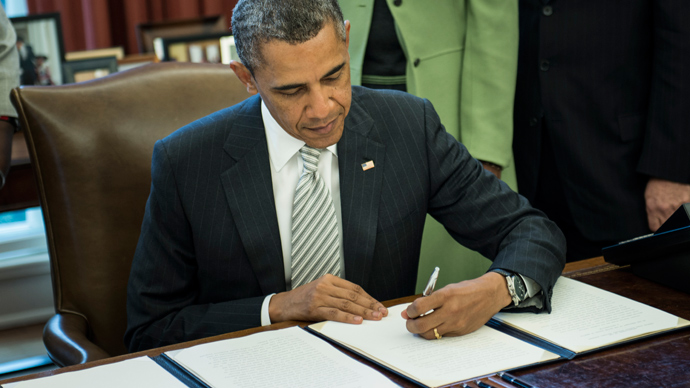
top-left (505, 276), bottom-right (520, 306)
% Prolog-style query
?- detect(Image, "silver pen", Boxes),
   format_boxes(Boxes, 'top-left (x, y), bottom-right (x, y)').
top-left (423, 266), bottom-right (440, 296)
top-left (419, 267), bottom-right (440, 317)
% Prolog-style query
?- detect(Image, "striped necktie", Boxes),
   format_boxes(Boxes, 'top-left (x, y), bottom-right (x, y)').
top-left (290, 145), bottom-right (340, 289)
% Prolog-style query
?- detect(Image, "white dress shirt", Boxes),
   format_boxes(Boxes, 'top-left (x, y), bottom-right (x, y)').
top-left (260, 100), bottom-right (345, 325)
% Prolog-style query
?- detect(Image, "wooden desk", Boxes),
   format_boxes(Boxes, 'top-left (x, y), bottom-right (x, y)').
top-left (2, 257), bottom-right (689, 387)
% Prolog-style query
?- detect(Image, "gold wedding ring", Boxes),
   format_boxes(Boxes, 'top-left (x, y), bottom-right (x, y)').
top-left (434, 328), bottom-right (442, 340)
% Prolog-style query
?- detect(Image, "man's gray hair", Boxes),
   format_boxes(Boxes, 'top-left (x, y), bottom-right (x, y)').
top-left (232, 0), bottom-right (346, 74)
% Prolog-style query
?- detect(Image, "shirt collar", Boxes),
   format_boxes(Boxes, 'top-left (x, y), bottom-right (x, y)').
top-left (261, 99), bottom-right (338, 172)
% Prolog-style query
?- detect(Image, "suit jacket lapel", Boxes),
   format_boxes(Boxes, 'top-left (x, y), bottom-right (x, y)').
top-left (338, 98), bottom-right (385, 287)
top-left (220, 96), bottom-right (286, 294)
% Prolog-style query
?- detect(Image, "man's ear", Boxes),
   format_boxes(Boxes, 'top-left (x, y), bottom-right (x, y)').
top-left (344, 20), bottom-right (351, 49)
top-left (230, 60), bottom-right (258, 95)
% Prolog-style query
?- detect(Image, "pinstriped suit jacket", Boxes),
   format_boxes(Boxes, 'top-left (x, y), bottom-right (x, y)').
top-left (125, 87), bottom-right (565, 352)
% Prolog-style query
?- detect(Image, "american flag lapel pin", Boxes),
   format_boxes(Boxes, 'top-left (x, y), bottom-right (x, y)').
top-left (361, 160), bottom-right (375, 171)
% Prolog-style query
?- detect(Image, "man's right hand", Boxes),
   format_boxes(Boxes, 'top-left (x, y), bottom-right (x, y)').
top-left (269, 274), bottom-right (388, 324)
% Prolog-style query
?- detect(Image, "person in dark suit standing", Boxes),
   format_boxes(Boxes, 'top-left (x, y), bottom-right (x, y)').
top-left (513, 0), bottom-right (690, 261)
top-left (15, 36), bottom-right (36, 86)
top-left (126, 0), bottom-right (565, 352)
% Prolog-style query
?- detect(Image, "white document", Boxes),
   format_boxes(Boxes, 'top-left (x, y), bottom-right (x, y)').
top-left (493, 276), bottom-right (690, 353)
top-left (312, 304), bottom-right (559, 388)
top-left (167, 326), bottom-right (399, 388)
top-left (5, 357), bottom-right (187, 388)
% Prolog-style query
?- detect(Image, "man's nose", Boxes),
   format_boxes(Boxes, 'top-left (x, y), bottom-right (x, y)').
top-left (306, 87), bottom-right (331, 119)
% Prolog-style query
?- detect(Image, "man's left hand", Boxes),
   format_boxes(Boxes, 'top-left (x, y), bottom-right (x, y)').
top-left (402, 272), bottom-right (511, 340)
top-left (645, 178), bottom-right (690, 231)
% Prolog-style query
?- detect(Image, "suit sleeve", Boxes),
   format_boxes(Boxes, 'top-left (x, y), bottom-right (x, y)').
top-left (637, 0), bottom-right (690, 183)
top-left (422, 98), bottom-right (566, 312)
top-left (125, 140), bottom-right (264, 352)
top-left (459, 0), bottom-right (518, 168)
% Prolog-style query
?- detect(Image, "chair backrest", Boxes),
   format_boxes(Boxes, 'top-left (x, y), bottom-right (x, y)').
top-left (11, 62), bottom-right (250, 357)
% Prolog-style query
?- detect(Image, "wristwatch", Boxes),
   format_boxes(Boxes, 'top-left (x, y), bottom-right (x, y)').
top-left (493, 269), bottom-right (527, 307)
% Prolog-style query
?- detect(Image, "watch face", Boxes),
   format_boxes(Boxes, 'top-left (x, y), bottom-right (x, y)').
top-left (513, 276), bottom-right (527, 301)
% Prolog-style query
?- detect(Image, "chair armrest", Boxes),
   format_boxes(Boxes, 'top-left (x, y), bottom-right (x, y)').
top-left (43, 313), bottom-right (111, 367)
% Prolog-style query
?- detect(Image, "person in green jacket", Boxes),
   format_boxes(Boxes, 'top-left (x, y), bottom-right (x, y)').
top-left (340, 0), bottom-right (519, 291)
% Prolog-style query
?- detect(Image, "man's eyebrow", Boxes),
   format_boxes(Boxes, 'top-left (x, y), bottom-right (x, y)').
top-left (272, 82), bottom-right (306, 92)
top-left (271, 62), bottom-right (346, 92)
top-left (323, 62), bottom-right (345, 78)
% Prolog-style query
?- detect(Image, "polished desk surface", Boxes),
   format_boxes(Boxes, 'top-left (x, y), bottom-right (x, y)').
top-left (2, 257), bottom-right (689, 387)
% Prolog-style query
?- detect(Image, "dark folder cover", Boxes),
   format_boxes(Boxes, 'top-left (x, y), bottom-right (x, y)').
top-left (603, 203), bottom-right (690, 293)
top-left (152, 354), bottom-right (210, 388)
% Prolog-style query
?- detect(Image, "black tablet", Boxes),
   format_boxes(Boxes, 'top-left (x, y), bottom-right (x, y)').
top-left (602, 204), bottom-right (690, 294)
top-left (602, 224), bottom-right (690, 265)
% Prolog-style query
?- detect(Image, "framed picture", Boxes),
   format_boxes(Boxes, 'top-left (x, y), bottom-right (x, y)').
top-left (155, 32), bottom-right (238, 64)
top-left (117, 53), bottom-right (159, 72)
top-left (65, 47), bottom-right (125, 62)
top-left (136, 15), bottom-right (228, 54)
top-left (62, 56), bottom-right (118, 84)
top-left (10, 12), bottom-right (66, 85)
top-left (219, 36), bottom-right (239, 65)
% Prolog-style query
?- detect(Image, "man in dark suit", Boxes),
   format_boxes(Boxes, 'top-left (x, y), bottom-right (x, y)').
top-left (15, 36), bottom-right (36, 86)
top-left (514, 0), bottom-right (690, 261)
top-left (126, 0), bottom-right (565, 352)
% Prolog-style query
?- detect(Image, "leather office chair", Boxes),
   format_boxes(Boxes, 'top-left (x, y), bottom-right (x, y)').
top-left (10, 62), bottom-right (250, 367)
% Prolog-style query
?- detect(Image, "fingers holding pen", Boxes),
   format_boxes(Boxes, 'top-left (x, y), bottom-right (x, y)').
top-left (402, 266), bottom-right (447, 339)
top-left (405, 273), bottom-right (514, 340)
top-left (403, 290), bottom-right (477, 339)
top-left (403, 290), bottom-right (446, 337)
top-left (403, 290), bottom-right (443, 319)
top-left (405, 311), bottom-right (448, 340)
top-left (402, 265), bottom-right (441, 319)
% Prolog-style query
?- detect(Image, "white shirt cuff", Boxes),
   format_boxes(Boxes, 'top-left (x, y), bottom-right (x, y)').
top-left (519, 274), bottom-right (541, 298)
top-left (517, 274), bottom-right (543, 309)
top-left (261, 293), bottom-right (276, 326)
